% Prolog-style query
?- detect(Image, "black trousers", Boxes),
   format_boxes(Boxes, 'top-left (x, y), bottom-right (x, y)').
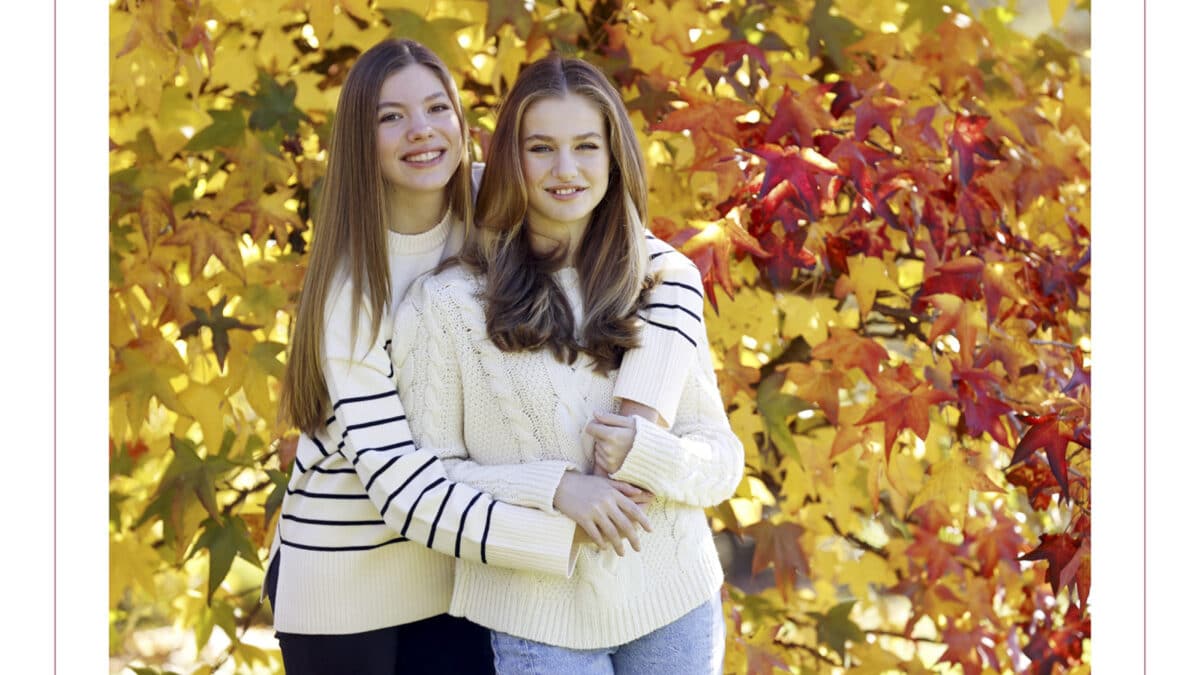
top-left (265, 553), bottom-right (495, 674)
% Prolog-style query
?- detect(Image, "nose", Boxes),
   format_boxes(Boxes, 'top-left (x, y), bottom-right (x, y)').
top-left (552, 151), bottom-right (577, 180)
top-left (407, 114), bottom-right (434, 141)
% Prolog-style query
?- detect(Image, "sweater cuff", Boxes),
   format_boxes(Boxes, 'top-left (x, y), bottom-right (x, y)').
top-left (504, 460), bottom-right (574, 513)
top-left (484, 502), bottom-right (578, 578)
top-left (613, 331), bottom-right (692, 427)
top-left (609, 416), bottom-right (682, 491)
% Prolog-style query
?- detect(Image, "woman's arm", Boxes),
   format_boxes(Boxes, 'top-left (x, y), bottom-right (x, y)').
top-left (394, 273), bottom-right (652, 554)
top-left (592, 327), bottom-right (745, 509)
top-left (318, 275), bottom-right (577, 576)
top-left (611, 234), bottom-right (707, 429)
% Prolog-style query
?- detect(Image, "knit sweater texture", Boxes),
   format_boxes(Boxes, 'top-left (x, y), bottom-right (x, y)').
top-left (393, 263), bottom-right (744, 650)
top-left (267, 211), bottom-right (708, 636)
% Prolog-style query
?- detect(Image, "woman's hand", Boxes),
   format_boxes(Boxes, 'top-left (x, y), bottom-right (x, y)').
top-left (587, 412), bottom-right (637, 475)
top-left (553, 470), bottom-right (653, 556)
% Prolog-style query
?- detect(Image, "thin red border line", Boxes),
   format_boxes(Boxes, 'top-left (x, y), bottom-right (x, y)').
top-left (52, 0), bottom-right (57, 671)
top-left (1142, 0), bottom-right (1148, 672)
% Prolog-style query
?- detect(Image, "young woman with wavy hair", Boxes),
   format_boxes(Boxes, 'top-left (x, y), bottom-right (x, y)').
top-left (394, 53), bottom-right (743, 674)
top-left (269, 40), bottom-right (707, 673)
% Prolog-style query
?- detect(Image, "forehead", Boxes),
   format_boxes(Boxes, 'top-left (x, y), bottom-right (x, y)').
top-left (521, 93), bottom-right (606, 139)
top-left (378, 64), bottom-right (449, 104)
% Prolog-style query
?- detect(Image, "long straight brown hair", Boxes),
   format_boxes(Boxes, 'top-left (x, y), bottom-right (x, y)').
top-left (460, 54), bottom-right (649, 373)
top-left (282, 39), bottom-right (474, 434)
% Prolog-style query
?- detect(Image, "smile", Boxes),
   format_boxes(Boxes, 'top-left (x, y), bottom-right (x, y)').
top-left (547, 187), bottom-right (586, 198)
top-left (403, 150), bottom-right (446, 164)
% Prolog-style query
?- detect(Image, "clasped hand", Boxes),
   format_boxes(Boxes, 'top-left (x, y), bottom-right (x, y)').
top-left (552, 470), bottom-right (652, 556)
top-left (586, 411), bottom-right (637, 476)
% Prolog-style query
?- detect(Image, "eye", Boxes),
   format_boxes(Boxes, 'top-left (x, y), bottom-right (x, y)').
top-left (526, 144), bottom-right (553, 153)
top-left (429, 103), bottom-right (452, 114)
top-left (379, 111), bottom-right (404, 123)
top-left (577, 142), bottom-right (601, 151)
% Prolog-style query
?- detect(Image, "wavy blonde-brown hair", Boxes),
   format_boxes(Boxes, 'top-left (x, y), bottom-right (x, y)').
top-left (459, 54), bottom-right (650, 373)
top-left (282, 39), bottom-right (473, 434)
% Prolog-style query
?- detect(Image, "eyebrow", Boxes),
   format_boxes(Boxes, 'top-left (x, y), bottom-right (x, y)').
top-left (523, 132), bottom-right (604, 143)
top-left (377, 92), bottom-right (449, 109)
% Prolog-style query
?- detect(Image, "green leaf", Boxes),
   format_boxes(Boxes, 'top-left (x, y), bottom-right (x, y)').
top-left (264, 468), bottom-right (290, 525)
top-left (902, 0), bottom-right (969, 30)
top-left (380, 9), bottom-right (472, 71)
top-left (807, 599), bottom-right (865, 661)
top-left (806, 0), bottom-right (864, 72)
top-left (184, 109), bottom-right (247, 152)
top-left (179, 296), bottom-right (260, 369)
top-left (191, 515), bottom-right (262, 604)
top-left (756, 372), bottom-right (805, 462)
top-left (244, 71), bottom-right (307, 135)
top-left (249, 341), bottom-right (287, 380)
top-left (485, 0), bottom-right (533, 40)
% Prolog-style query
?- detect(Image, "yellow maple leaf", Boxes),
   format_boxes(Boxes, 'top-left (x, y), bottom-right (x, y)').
top-left (179, 383), bottom-right (229, 453)
top-left (844, 254), bottom-right (902, 320)
top-left (779, 294), bottom-right (840, 347)
top-left (907, 452), bottom-right (1004, 522)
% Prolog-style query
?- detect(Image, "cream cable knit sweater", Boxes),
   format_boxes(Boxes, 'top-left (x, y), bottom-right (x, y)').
top-left (393, 264), bottom-right (744, 650)
top-left (267, 212), bottom-right (708, 636)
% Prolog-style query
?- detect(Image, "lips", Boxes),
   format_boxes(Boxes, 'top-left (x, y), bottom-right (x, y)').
top-left (546, 185), bottom-right (586, 197)
top-left (402, 149), bottom-right (446, 164)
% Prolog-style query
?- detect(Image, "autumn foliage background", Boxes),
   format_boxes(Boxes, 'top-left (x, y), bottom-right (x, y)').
top-left (109, 0), bottom-right (1091, 673)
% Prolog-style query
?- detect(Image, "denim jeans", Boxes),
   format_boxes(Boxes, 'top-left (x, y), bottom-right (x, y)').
top-left (490, 592), bottom-right (725, 675)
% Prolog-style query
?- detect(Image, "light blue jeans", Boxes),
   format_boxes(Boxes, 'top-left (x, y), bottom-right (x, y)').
top-left (490, 593), bottom-right (725, 675)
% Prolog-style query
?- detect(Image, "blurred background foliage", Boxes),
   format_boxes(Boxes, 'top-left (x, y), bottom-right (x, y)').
top-left (109, 0), bottom-right (1091, 672)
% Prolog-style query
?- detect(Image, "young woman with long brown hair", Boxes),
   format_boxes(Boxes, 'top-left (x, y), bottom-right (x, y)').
top-left (268, 39), bottom-right (707, 673)
top-left (394, 54), bottom-right (743, 674)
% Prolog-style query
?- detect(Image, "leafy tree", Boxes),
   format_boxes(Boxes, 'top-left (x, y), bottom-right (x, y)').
top-left (109, 0), bottom-right (1090, 672)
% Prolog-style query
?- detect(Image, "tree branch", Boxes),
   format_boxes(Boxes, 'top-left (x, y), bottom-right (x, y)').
top-left (824, 515), bottom-right (889, 561)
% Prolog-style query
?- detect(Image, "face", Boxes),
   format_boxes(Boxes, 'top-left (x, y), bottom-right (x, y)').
top-left (520, 92), bottom-right (611, 244)
top-left (376, 65), bottom-right (463, 199)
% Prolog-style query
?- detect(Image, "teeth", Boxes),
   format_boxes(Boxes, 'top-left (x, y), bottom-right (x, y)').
top-left (405, 151), bottom-right (441, 162)
top-left (551, 188), bottom-right (581, 195)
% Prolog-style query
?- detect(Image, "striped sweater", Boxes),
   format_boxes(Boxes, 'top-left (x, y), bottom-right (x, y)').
top-left (393, 264), bottom-right (743, 650)
top-left (267, 214), bottom-right (709, 635)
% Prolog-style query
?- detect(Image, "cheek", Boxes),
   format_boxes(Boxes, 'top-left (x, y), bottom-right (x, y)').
top-left (441, 119), bottom-right (463, 148)
top-left (520, 155), bottom-right (539, 186)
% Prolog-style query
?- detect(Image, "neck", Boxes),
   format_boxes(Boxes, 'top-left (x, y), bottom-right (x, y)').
top-left (385, 188), bottom-right (448, 235)
top-left (527, 220), bottom-right (586, 265)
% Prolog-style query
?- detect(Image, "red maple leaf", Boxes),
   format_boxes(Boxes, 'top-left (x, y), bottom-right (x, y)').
top-left (783, 362), bottom-right (848, 425)
top-left (858, 377), bottom-right (954, 459)
top-left (921, 256), bottom-right (984, 301)
top-left (1023, 604), bottom-right (1090, 675)
top-left (1062, 347), bottom-right (1091, 395)
top-left (952, 363), bottom-right (1014, 445)
top-left (1019, 532), bottom-right (1081, 595)
top-left (749, 143), bottom-right (842, 223)
top-left (829, 80), bottom-right (861, 119)
top-left (685, 39), bottom-right (771, 77)
top-left (853, 89), bottom-right (906, 142)
top-left (1009, 419), bottom-right (1071, 495)
top-left (904, 522), bottom-right (964, 582)
top-left (763, 85), bottom-right (835, 147)
top-left (937, 624), bottom-right (999, 675)
top-left (901, 104), bottom-right (942, 151)
top-left (948, 113), bottom-right (999, 186)
top-left (971, 510), bottom-right (1029, 578)
top-left (756, 178), bottom-right (808, 232)
top-left (1006, 455), bottom-right (1059, 510)
top-left (811, 328), bottom-right (889, 380)
top-left (688, 239), bottom-right (734, 311)
top-left (747, 521), bottom-right (809, 599)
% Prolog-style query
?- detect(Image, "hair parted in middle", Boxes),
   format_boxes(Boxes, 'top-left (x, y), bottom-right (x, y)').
top-left (461, 53), bottom-right (651, 373)
top-left (282, 38), bottom-right (474, 434)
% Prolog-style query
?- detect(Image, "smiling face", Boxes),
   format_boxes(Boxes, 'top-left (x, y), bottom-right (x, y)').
top-left (519, 93), bottom-right (611, 250)
top-left (375, 64), bottom-right (463, 201)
